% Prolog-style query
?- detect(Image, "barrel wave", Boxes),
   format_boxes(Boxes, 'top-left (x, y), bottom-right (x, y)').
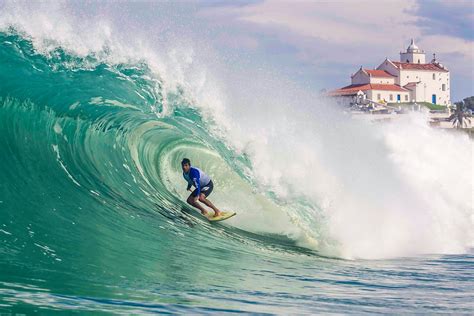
top-left (0, 31), bottom-right (314, 312)
top-left (1, 29), bottom-right (473, 314)
top-left (0, 30), bottom-right (297, 247)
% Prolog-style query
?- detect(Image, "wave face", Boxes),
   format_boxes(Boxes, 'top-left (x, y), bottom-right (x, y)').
top-left (0, 20), bottom-right (473, 314)
top-left (0, 30), bottom-right (320, 312)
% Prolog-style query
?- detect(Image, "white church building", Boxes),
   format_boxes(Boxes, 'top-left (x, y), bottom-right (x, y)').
top-left (329, 39), bottom-right (450, 106)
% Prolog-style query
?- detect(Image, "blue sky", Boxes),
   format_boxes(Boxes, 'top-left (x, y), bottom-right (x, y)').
top-left (191, 0), bottom-right (473, 101)
top-left (415, 0), bottom-right (473, 41)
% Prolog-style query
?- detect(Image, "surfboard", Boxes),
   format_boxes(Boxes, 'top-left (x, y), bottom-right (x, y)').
top-left (207, 211), bottom-right (236, 222)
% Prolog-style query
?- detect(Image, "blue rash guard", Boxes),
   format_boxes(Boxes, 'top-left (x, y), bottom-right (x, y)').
top-left (183, 167), bottom-right (211, 197)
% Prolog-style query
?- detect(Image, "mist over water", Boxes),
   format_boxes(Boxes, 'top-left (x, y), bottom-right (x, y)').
top-left (0, 1), bottom-right (472, 314)
top-left (217, 74), bottom-right (473, 258)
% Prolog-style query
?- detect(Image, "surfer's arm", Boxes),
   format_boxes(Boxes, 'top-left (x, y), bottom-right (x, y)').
top-left (183, 172), bottom-right (192, 191)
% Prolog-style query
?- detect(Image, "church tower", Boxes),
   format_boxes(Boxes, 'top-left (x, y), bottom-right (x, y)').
top-left (400, 39), bottom-right (426, 64)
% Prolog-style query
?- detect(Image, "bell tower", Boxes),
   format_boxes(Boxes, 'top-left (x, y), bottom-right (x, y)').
top-left (400, 39), bottom-right (426, 64)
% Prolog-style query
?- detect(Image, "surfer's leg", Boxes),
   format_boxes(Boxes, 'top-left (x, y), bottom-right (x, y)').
top-left (187, 194), bottom-right (209, 216)
top-left (198, 194), bottom-right (222, 217)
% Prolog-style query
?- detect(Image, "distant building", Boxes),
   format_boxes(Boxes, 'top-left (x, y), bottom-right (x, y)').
top-left (329, 39), bottom-right (450, 106)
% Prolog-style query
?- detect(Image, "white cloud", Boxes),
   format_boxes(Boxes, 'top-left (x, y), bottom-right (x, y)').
top-left (198, 0), bottom-right (473, 97)
top-left (233, 0), bottom-right (473, 60)
top-left (234, 1), bottom-right (420, 48)
top-left (419, 35), bottom-right (473, 66)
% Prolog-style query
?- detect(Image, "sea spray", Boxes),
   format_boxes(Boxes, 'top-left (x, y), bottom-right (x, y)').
top-left (0, 2), bottom-right (472, 261)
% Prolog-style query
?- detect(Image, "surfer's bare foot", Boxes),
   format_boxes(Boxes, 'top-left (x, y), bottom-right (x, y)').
top-left (213, 211), bottom-right (222, 217)
top-left (201, 211), bottom-right (209, 216)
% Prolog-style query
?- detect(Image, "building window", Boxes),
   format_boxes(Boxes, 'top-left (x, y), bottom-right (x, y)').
top-left (407, 76), bottom-right (409, 79)
top-left (442, 84), bottom-right (446, 91)
top-left (389, 94), bottom-right (393, 101)
top-left (417, 59), bottom-right (420, 63)
top-left (433, 73), bottom-right (436, 80)
top-left (377, 93), bottom-right (381, 100)
top-left (405, 95), bottom-right (408, 101)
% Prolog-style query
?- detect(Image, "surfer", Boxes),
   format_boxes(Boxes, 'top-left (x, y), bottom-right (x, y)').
top-left (181, 158), bottom-right (222, 218)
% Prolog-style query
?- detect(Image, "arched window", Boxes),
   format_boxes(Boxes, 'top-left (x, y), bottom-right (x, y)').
top-left (432, 73), bottom-right (436, 80)
top-left (442, 84), bottom-right (446, 91)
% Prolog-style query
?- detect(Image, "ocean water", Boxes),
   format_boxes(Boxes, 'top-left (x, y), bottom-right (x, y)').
top-left (0, 6), bottom-right (473, 315)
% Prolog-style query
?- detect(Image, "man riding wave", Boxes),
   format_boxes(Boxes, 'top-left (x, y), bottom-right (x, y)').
top-left (181, 158), bottom-right (222, 218)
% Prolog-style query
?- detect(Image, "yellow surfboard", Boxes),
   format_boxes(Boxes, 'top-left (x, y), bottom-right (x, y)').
top-left (207, 211), bottom-right (236, 222)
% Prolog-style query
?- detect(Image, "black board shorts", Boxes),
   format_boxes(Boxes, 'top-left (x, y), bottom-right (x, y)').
top-left (192, 180), bottom-right (214, 198)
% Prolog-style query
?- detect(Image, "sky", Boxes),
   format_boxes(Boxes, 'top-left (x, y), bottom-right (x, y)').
top-left (191, 0), bottom-right (473, 102)
top-left (1, 0), bottom-right (472, 101)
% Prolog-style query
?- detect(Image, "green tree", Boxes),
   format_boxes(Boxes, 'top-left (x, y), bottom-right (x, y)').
top-left (449, 98), bottom-right (472, 128)
top-left (462, 96), bottom-right (474, 111)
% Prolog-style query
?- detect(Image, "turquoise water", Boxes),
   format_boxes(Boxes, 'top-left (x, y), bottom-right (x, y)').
top-left (0, 31), bottom-right (473, 314)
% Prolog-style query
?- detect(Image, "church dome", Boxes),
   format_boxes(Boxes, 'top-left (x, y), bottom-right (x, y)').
top-left (407, 39), bottom-right (420, 52)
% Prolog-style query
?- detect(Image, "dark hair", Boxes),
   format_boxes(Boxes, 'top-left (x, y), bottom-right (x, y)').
top-left (181, 158), bottom-right (191, 166)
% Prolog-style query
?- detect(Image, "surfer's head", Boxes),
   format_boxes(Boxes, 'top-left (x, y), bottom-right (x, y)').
top-left (181, 158), bottom-right (191, 173)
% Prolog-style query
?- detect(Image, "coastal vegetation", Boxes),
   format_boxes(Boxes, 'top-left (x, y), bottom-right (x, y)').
top-left (455, 96), bottom-right (474, 111)
top-left (387, 102), bottom-right (446, 111)
top-left (449, 96), bottom-right (473, 128)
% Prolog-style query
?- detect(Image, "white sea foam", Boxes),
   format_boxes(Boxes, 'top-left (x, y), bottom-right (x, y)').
top-left (214, 69), bottom-right (473, 258)
top-left (2, 2), bottom-right (472, 259)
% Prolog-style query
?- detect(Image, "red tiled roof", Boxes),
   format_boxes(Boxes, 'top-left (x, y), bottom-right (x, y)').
top-left (392, 62), bottom-right (448, 72)
top-left (365, 69), bottom-right (395, 77)
top-left (328, 83), bottom-right (407, 96)
top-left (369, 84), bottom-right (407, 91)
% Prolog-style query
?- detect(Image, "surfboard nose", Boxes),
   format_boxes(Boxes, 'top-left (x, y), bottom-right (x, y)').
top-left (208, 211), bottom-right (237, 222)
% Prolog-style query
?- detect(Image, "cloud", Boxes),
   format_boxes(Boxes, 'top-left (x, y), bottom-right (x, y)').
top-left (198, 1), bottom-right (424, 75)
top-left (197, 0), bottom-right (473, 99)
top-left (420, 35), bottom-right (472, 67)
top-left (414, 0), bottom-right (474, 41)
top-left (198, 0), bottom-right (264, 8)
top-left (233, 1), bottom-right (419, 47)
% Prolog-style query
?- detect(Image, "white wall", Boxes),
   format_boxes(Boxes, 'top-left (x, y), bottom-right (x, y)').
top-left (351, 69), bottom-right (369, 85)
top-left (369, 76), bottom-right (395, 84)
top-left (400, 52), bottom-right (426, 64)
top-left (400, 70), bottom-right (450, 105)
top-left (377, 60), bottom-right (401, 84)
top-left (377, 59), bottom-right (450, 105)
top-left (436, 71), bottom-right (450, 105)
top-left (351, 67), bottom-right (396, 85)
top-left (366, 89), bottom-right (410, 103)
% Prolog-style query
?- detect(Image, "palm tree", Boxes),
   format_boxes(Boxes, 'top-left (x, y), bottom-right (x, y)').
top-left (448, 101), bottom-right (472, 128)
